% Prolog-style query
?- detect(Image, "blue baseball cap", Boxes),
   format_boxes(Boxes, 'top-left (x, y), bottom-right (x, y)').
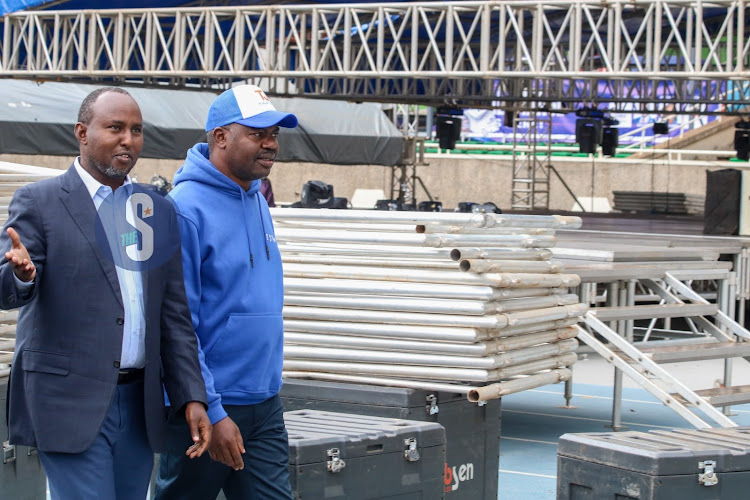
top-left (205, 85), bottom-right (298, 132)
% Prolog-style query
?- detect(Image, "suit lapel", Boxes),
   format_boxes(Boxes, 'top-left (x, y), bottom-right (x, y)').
top-left (59, 165), bottom-right (124, 307)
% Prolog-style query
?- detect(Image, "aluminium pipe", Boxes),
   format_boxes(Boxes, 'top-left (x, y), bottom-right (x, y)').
top-left (482, 214), bottom-right (582, 230)
top-left (282, 371), bottom-right (475, 396)
top-left (415, 224), bottom-right (555, 235)
top-left (466, 369), bottom-right (573, 402)
top-left (412, 233), bottom-right (559, 249)
top-left (285, 294), bottom-right (496, 316)
top-left (280, 242), bottom-right (454, 258)
top-left (282, 352), bottom-right (578, 383)
top-left (487, 327), bottom-right (578, 352)
top-left (282, 359), bottom-right (499, 382)
top-left (0, 310), bottom-right (18, 322)
top-left (491, 294), bottom-right (580, 313)
top-left (283, 263), bottom-right (581, 288)
top-left (272, 207), bottom-right (491, 227)
top-left (285, 318), bottom-right (581, 343)
top-left (283, 305), bottom-right (510, 328)
top-left (284, 319), bottom-right (496, 343)
top-left (281, 221), bottom-right (551, 236)
top-left (284, 326), bottom-right (578, 357)
top-left (277, 221), bottom-right (422, 233)
top-left (275, 227), bottom-right (558, 248)
top-left (450, 248), bottom-right (553, 261)
top-left (504, 303), bottom-right (588, 326)
top-left (284, 303), bottom-right (585, 329)
top-left (284, 277), bottom-right (569, 301)
top-left (489, 338), bottom-right (578, 369)
top-left (284, 292), bottom-right (580, 316)
top-left (491, 353), bottom-right (578, 380)
top-left (283, 338), bottom-right (579, 369)
top-left (282, 369), bottom-right (574, 403)
top-left (478, 318), bottom-right (580, 338)
top-left (460, 259), bottom-right (564, 274)
top-left (272, 208), bottom-right (582, 230)
top-left (280, 254), bottom-right (458, 270)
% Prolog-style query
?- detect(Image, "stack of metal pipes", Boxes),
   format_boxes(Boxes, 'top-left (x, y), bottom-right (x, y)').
top-left (272, 208), bottom-right (586, 402)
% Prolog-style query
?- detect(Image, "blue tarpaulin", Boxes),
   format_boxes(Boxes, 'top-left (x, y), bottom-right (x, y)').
top-left (1, 0), bottom-right (45, 16)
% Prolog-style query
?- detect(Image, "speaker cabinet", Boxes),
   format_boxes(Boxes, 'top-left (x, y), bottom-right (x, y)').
top-left (735, 129), bottom-right (750, 160)
top-left (601, 127), bottom-right (619, 157)
top-left (704, 169), bottom-right (742, 235)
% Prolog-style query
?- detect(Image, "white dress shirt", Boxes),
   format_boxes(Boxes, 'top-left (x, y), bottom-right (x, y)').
top-left (73, 159), bottom-right (146, 369)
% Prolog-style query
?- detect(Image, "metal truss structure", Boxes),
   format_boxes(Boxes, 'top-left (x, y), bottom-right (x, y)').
top-left (1, 1), bottom-right (749, 112)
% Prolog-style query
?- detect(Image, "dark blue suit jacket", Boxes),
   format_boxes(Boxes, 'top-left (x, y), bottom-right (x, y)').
top-left (0, 165), bottom-right (207, 453)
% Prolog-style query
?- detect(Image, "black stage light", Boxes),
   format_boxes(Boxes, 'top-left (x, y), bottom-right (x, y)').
top-left (417, 201), bottom-right (443, 212)
top-left (436, 115), bottom-right (462, 150)
top-left (455, 202), bottom-right (476, 213)
top-left (435, 107), bottom-right (463, 150)
top-left (375, 199), bottom-right (401, 211)
top-left (653, 122), bottom-right (669, 135)
top-left (601, 127), bottom-right (619, 157)
top-left (299, 180), bottom-right (335, 208)
top-left (455, 202), bottom-right (501, 214)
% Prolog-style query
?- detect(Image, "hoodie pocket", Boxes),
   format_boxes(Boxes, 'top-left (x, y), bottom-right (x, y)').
top-left (205, 313), bottom-right (283, 396)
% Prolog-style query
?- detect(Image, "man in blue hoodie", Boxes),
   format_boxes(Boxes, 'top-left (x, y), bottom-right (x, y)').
top-left (154, 85), bottom-right (297, 499)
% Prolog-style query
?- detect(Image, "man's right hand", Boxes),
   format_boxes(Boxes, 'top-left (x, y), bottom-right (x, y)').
top-left (208, 416), bottom-right (245, 470)
top-left (5, 227), bottom-right (35, 282)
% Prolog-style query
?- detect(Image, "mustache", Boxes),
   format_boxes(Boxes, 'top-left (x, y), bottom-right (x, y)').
top-left (256, 150), bottom-right (276, 160)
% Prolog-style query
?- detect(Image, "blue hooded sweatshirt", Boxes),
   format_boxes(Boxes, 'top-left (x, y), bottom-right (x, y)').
top-left (168, 143), bottom-right (284, 424)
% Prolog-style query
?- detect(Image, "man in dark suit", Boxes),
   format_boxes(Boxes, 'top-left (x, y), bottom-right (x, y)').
top-left (0, 87), bottom-right (212, 500)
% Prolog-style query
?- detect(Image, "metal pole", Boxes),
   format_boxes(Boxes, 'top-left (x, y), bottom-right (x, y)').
top-left (724, 272), bottom-right (737, 416)
top-left (608, 281), bottom-right (626, 431)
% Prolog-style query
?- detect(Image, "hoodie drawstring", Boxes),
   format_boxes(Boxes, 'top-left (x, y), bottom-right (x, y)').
top-left (257, 195), bottom-right (271, 260)
top-left (240, 187), bottom-right (272, 268)
top-left (240, 187), bottom-right (255, 268)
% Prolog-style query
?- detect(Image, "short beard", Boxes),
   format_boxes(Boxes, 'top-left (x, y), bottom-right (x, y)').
top-left (87, 157), bottom-right (132, 180)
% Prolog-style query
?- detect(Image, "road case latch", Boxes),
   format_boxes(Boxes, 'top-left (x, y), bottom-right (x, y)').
top-left (698, 460), bottom-right (718, 486)
top-left (404, 437), bottom-right (420, 462)
top-left (2, 441), bottom-right (15, 464)
top-left (326, 447), bottom-right (346, 473)
top-left (425, 394), bottom-right (439, 415)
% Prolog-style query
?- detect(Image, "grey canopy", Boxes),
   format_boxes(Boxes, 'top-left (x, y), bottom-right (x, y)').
top-left (0, 80), bottom-right (403, 166)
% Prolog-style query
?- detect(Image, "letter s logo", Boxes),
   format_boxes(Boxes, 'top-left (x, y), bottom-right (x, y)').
top-left (125, 193), bottom-right (154, 262)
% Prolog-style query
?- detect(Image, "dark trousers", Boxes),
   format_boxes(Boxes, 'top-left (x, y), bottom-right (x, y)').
top-left (155, 394), bottom-right (293, 500)
top-left (39, 381), bottom-right (153, 500)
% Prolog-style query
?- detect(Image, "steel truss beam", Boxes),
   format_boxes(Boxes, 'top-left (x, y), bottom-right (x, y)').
top-left (1, 1), bottom-right (749, 110)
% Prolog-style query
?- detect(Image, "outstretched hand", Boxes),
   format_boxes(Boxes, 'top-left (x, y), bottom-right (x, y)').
top-left (5, 227), bottom-right (35, 282)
